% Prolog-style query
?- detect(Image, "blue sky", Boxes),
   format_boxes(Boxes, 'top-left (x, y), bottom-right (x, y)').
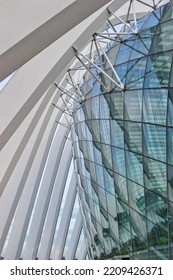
top-left (0, 73), bottom-right (14, 92)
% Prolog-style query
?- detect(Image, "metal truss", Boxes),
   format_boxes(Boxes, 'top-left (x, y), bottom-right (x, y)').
top-left (54, 0), bottom-right (167, 118)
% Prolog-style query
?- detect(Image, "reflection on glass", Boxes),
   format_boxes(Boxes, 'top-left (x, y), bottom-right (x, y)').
top-left (71, 2), bottom-right (173, 260)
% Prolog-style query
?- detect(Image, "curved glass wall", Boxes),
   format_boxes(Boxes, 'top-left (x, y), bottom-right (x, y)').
top-left (71, 2), bottom-right (173, 259)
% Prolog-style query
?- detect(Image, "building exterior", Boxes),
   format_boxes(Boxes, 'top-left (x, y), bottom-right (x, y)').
top-left (72, 1), bottom-right (173, 260)
top-left (0, 0), bottom-right (173, 260)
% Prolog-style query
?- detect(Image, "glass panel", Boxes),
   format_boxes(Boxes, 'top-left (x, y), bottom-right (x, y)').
top-left (132, 233), bottom-right (148, 260)
top-left (126, 151), bottom-right (143, 186)
top-left (92, 119), bottom-right (100, 142)
top-left (89, 161), bottom-right (97, 182)
top-left (101, 69), bottom-right (113, 92)
top-left (151, 20), bottom-right (173, 54)
top-left (124, 121), bottom-right (142, 154)
top-left (130, 37), bottom-right (148, 60)
top-left (145, 189), bottom-right (168, 228)
top-left (168, 165), bottom-right (173, 202)
top-left (169, 60), bottom-right (173, 87)
top-left (128, 180), bottom-right (145, 214)
top-left (138, 29), bottom-right (154, 51)
top-left (81, 141), bottom-right (88, 159)
top-left (76, 106), bottom-right (85, 123)
top-left (91, 96), bottom-right (100, 118)
top-left (112, 147), bottom-right (126, 176)
top-left (95, 164), bottom-right (104, 188)
top-left (167, 128), bottom-right (173, 165)
top-left (101, 143), bottom-right (112, 170)
top-left (115, 63), bottom-right (128, 84)
top-left (124, 90), bottom-right (142, 121)
top-left (91, 81), bottom-right (101, 97)
top-left (110, 120), bottom-right (124, 149)
top-left (168, 201), bottom-right (173, 259)
top-left (144, 157), bottom-right (167, 197)
top-left (147, 220), bottom-right (169, 260)
top-left (130, 209), bottom-right (147, 243)
top-left (117, 200), bottom-right (130, 232)
top-left (84, 99), bottom-right (92, 119)
top-left (119, 229), bottom-right (132, 258)
top-left (105, 43), bottom-right (120, 67)
top-left (115, 43), bottom-right (132, 65)
top-left (100, 120), bottom-right (110, 145)
top-left (77, 122), bottom-right (86, 140)
top-left (168, 89), bottom-right (173, 126)
top-left (161, 3), bottom-right (173, 22)
top-left (114, 173), bottom-right (128, 203)
top-left (100, 95), bottom-right (110, 119)
top-left (143, 124), bottom-right (166, 162)
top-left (103, 168), bottom-right (114, 194)
top-left (144, 51), bottom-right (172, 88)
top-left (105, 191), bottom-right (116, 216)
top-left (85, 122), bottom-right (93, 142)
top-left (131, 217), bottom-right (148, 259)
top-left (143, 89), bottom-right (167, 125)
top-left (141, 11), bottom-right (159, 30)
top-left (93, 145), bottom-right (102, 166)
top-left (110, 92), bottom-right (124, 120)
top-left (125, 57), bottom-right (147, 89)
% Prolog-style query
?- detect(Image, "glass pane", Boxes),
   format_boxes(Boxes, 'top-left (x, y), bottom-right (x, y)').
top-left (101, 144), bottom-right (112, 170)
top-left (143, 89), bottom-right (167, 125)
top-left (130, 37), bottom-right (148, 60)
top-left (124, 90), bottom-right (142, 121)
top-left (103, 168), bottom-right (114, 194)
top-left (84, 99), bottom-right (92, 119)
top-left (144, 157), bottom-right (167, 197)
top-left (100, 120), bottom-right (110, 145)
top-left (110, 120), bottom-right (124, 149)
top-left (124, 121), bottom-right (142, 154)
top-left (117, 200), bottom-right (130, 232)
top-left (126, 151), bottom-right (143, 186)
top-left (128, 180), bottom-right (145, 214)
top-left (112, 147), bottom-right (126, 176)
top-left (167, 128), bottom-right (173, 165)
top-left (130, 209), bottom-right (147, 244)
top-left (147, 220), bottom-right (169, 260)
top-left (168, 165), bottom-right (173, 202)
top-left (168, 89), bottom-right (173, 126)
top-left (168, 201), bottom-right (173, 259)
top-left (100, 95), bottom-right (110, 119)
top-left (92, 120), bottom-right (100, 142)
top-left (110, 92), bottom-right (124, 120)
top-left (143, 124), bottom-right (166, 162)
top-left (151, 20), bottom-right (173, 53)
top-left (115, 43), bottom-right (132, 65)
top-left (114, 173), bottom-right (128, 203)
top-left (126, 58), bottom-right (147, 89)
top-left (144, 51), bottom-right (172, 88)
top-left (145, 189), bottom-right (168, 228)
top-left (91, 81), bottom-right (101, 97)
top-left (91, 96), bottom-right (100, 118)
top-left (161, 3), bottom-right (173, 22)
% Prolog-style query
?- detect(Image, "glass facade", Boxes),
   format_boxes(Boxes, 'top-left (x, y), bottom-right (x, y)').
top-left (71, 2), bottom-right (173, 259)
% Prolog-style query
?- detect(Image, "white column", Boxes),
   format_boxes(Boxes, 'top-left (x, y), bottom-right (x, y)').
top-left (51, 173), bottom-right (77, 259)
top-left (0, 0), bottom-right (127, 150)
top-left (21, 136), bottom-right (72, 259)
top-left (65, 211), bottom-right (83, 260)
top-left (0, 0), bottom-right (111, 81)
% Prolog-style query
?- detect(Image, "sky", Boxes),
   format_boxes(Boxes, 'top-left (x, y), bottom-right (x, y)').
top-left (0, 73), bottom-right (14, 92)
